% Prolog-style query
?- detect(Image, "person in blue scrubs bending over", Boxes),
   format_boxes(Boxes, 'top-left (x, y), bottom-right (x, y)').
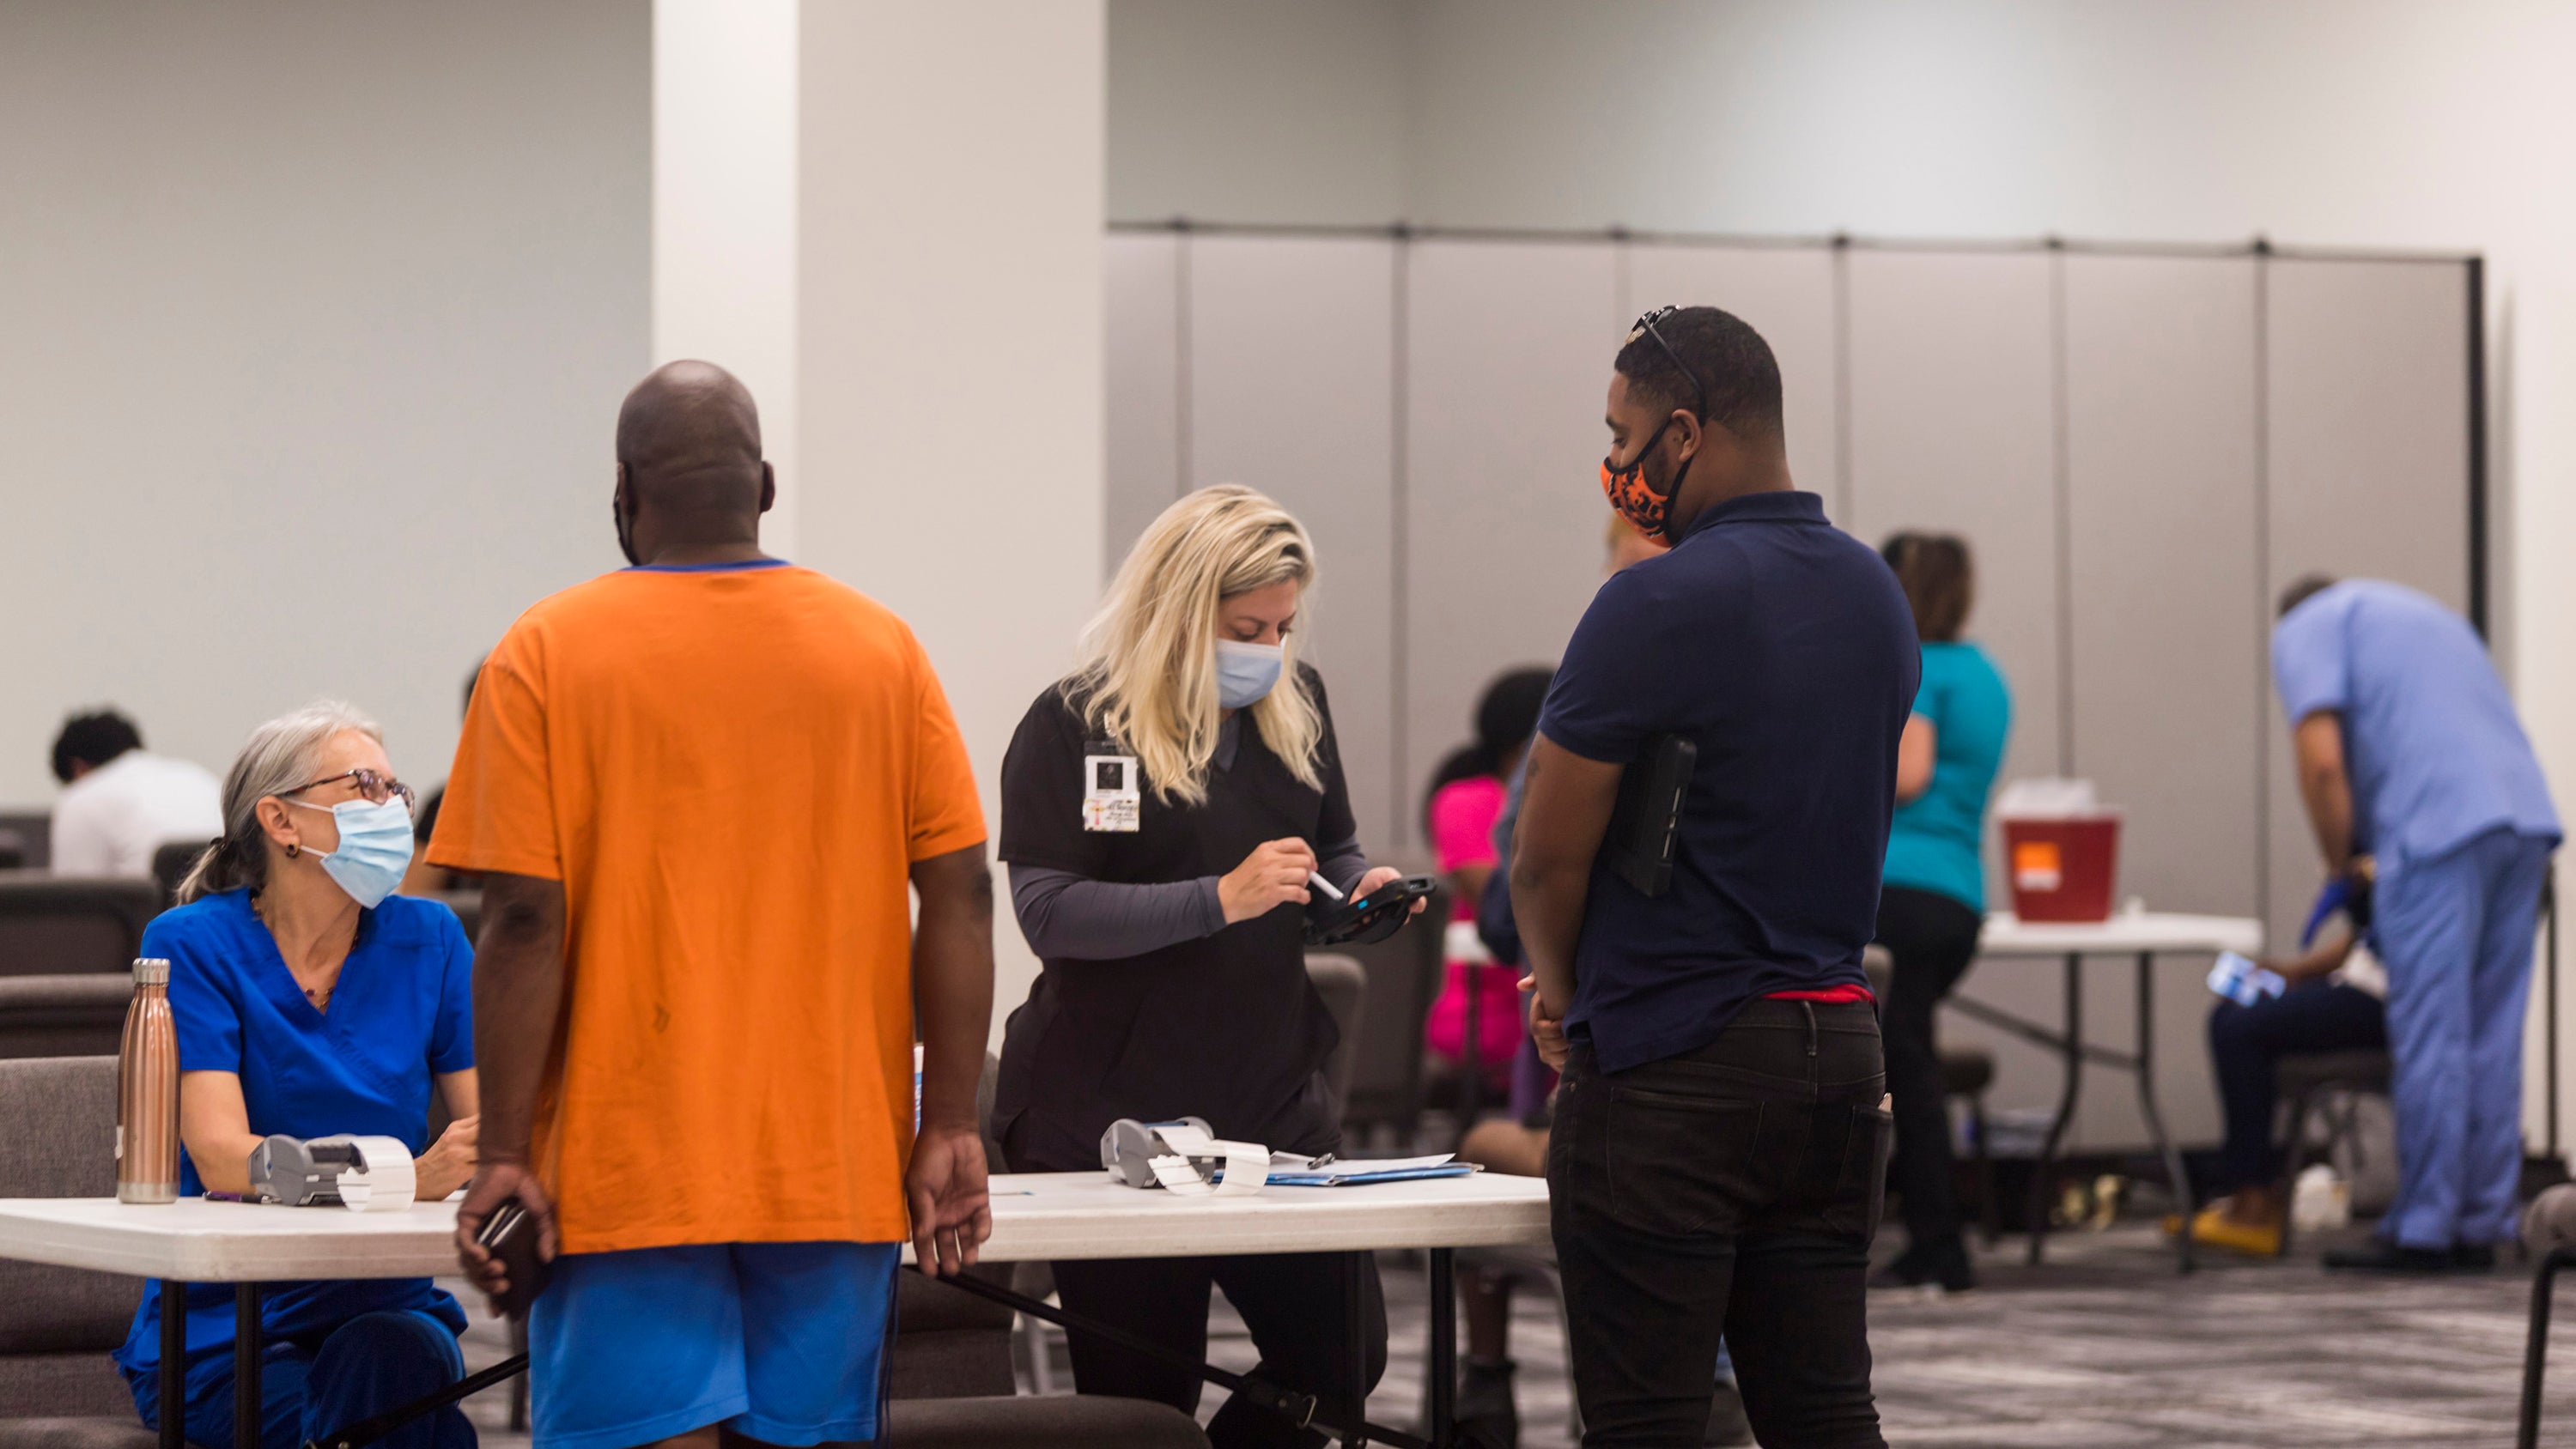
top-left (2272, 575), bottom-right (2559, 1272)
top-left (114, 700), bottom-right (481, 1449)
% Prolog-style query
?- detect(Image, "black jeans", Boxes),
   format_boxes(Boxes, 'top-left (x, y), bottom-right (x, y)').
top-left (1874, 885), bottom-right (1984, 1249)
top-left (1550, 999), bottom-right (1889, 1448)
top-left (1050, 1252), bottom-right (1387, 1449)
top-left (2208, 979), bottom-right (2387, 1191)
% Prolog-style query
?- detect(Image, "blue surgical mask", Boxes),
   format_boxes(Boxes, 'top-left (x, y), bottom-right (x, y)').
top-left (290, 797), bottom-right (416, 908)
top-left (1215, 640), bottom-right (1285, 709)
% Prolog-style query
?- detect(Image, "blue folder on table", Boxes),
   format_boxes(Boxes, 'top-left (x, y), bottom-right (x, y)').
top-left (1257, 1153), bottom-right (1478, 1188)
top-left (1266, 1163), bottom-right (1479, 1187)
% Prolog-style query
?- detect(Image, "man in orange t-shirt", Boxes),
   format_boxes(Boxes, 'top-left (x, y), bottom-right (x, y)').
top-left (434, 361), bottom-right (993, 1449)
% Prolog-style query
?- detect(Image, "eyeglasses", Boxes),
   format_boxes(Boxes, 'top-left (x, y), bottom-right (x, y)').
top-left (281, 768), bottom-right (416, 811)
top-left (1625, 306), bottom-right (1709, 420)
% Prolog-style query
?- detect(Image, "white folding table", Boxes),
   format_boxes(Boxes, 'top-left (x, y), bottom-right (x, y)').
top-left (0, 1169), bottom-right (1552, 1449)
top-left (1965, 911), bottom-right (2265, 1270)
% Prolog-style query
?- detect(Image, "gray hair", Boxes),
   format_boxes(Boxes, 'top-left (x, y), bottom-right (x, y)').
top-left (174, 700), bottom-right (385, 905)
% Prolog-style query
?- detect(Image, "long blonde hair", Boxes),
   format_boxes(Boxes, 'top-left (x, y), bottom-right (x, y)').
top-left (1072, 486), bottom-right (1322, 805)
top-left (175, 701), bottom-right (385, 905)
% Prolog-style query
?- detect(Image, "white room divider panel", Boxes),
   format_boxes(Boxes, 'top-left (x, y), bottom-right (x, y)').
top-left (1188, 235), bottom-right (1402, 849)
top-left (2261, 258), bottom-right (2477, 952)
top-left (1104, 232), bottom-right (1182, 584)
top-left (1619, 243), bottom-right (1842, 517)
top-left (1840, 250), bottom-right (2087, 1139)
top-left (1402, 239), bottom-right (1623, 846)
top-left (1843, 251), bottom-right (2066, 791)
top-left (2056, 253), bottom-right (2265, 1147)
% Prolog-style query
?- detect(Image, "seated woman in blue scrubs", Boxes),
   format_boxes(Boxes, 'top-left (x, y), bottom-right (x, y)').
top-left (113, 701), bottom-right (481, 1449)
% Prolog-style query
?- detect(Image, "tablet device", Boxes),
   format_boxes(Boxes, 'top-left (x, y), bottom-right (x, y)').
top-left (1604, 732), bottom-right (1696, 898)
top-left (1305, 874), bottom-right (1437, 948)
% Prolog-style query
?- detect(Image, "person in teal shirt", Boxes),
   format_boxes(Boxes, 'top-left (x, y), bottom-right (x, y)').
top-left (1870, 533), bottom-right (2012, 1293)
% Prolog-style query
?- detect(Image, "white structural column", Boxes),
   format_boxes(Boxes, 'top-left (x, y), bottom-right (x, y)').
top-left (653, 0), bottom-right (803, 557)
top-left (656, 0), bottom-right (1108, 1035)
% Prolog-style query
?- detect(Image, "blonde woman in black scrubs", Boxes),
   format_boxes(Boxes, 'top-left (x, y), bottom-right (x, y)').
top-left (994, 485), bottom-right (1413, 1448)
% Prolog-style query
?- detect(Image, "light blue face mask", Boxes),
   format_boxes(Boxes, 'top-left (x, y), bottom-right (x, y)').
top-left (1215, 640), bottom-right (1285, 709)
top-left (289, 797), bottom-right (416, 908)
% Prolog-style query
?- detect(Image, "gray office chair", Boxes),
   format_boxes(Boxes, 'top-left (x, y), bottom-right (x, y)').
top-left (0, 1055), bottom-right (155, 1449)
top-left (1327, 884), bottom-right (1450, 1148)
top-left (1306, 953), bottom-right (1368, 1127)
top-left (0, 815), bottom-right (50, 871)
top-left (2518, 1185), bottom-right (2576, 1449)
top-left (2272, 1047), bottom-right (2393, 1256)
top-left (0, 977), bottom-right (131, 1061)
top-left (0, 880), bottom-right (163, 981)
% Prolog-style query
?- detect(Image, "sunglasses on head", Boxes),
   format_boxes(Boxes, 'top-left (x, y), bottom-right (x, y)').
top-left (1625, 306), bottom-right (1709, 420)
top-left (282, 767), bottom-right (416, 811)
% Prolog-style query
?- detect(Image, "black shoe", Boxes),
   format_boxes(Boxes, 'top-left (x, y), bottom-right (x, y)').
top-left (2324, 1241), bottom-right (2461, 1273)
top-left (1455, 1357), bottom-right (1518, 1449)
top-left (2455, 1242), bottom-right (2499, 1271)
top-left (1704, 1379), bottom-right (1754, 1446)
top-left (1872, 1236), bottom-right (1977, 1294)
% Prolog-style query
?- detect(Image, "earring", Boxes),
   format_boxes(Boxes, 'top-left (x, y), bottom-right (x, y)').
top-left (287, 843), bottom-right (299, 858)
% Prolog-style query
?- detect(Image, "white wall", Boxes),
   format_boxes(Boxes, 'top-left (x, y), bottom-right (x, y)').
top-left (1108, 0), bottom-right (1409, 227)
top-left (1107, 0), bottom-right (2576, 1148)
top-left (0, 1), bottom-right (650, 807)
top-left (797, 0), bottom-right (1108, 1032)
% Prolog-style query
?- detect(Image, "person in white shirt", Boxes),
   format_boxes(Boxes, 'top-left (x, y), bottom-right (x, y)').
top-left (50, 710), bottom-right (222, 878)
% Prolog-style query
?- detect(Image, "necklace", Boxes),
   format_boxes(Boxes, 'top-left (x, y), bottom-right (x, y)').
top-left (253, 894), bottom-right (344, 1012)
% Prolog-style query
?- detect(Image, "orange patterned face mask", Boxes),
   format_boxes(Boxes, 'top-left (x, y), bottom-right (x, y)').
top-left (1601, 413), bottom-right (1685, 542)
top-left (1607, 306), bottom-right (1708, 543)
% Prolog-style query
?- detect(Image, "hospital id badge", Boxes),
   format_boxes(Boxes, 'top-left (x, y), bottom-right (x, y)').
top-left (1083, 754), bottom-right (1141, 833)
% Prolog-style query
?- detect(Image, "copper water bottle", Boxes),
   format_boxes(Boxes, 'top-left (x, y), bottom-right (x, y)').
top-left (117, 958), bottom-right (179, 1204)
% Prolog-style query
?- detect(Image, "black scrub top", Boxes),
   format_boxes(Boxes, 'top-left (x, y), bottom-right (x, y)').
top-left (993, 665), bottom-right (1355, 1173)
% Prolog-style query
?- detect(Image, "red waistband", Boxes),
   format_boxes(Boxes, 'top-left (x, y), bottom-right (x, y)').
top-left (1764, 984), bottom-right (1876, 1004)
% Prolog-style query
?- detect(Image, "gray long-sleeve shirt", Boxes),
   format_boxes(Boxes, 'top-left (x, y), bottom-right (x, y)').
top-left (1008, 714), bottom-right (1369, 959)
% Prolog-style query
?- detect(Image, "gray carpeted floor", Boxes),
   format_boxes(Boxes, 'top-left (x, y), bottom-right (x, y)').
top-left (453, 1225), bottom-right (2576, 1447)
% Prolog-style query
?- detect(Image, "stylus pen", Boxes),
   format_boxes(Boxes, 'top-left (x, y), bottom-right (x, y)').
top-left (1309, 870), bottom-right (1346, 902)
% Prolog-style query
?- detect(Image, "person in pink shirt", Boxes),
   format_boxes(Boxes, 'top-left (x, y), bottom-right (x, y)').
top-left (1421, 669), bottom-right (1555, 1106)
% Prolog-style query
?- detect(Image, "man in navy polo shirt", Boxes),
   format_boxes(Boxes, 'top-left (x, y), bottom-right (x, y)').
top-left (1512, 306), bottom-right (1917, 1447)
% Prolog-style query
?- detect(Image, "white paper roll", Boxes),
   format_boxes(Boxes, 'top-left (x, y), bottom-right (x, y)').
top-left (1146, 1124), bottom-right (1270, 1197)
top-left (325, 1135), bottom-right (417, 1212)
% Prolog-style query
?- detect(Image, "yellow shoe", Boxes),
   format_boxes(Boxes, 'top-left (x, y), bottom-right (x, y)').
top-left (2174, 1204), bottom-right (2281, 1257)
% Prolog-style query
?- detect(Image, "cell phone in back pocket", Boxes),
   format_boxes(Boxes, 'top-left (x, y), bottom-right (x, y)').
top-left (474, 1200), bottom-right (552, 1320)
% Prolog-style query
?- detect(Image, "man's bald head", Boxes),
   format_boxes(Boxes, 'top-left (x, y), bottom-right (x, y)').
top-left (612, 361), bottom-right (774, 563)
top-left (617, 361), bottom-right (764, 505)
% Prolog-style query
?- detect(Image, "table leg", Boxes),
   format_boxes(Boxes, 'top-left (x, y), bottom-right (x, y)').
top-left (1350, 1251), bottom-right (1370, 1441)
top-left (2136, 951), bottom-right (2195, 1273)
top-left (1346, 1251), bottom-right (1370, 1447)
top-left (159, 1280), bottom-right (185, 1449)
top-left (1427, 1248), bottom-right (1455, 1447)
top-left (2026, 953), bottom-right (2085, 1265)
top-left (235, 1282), bottom-right (262, 1449)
